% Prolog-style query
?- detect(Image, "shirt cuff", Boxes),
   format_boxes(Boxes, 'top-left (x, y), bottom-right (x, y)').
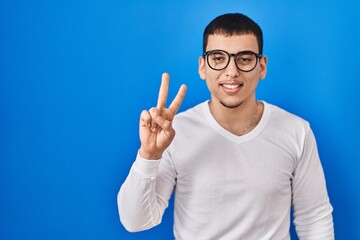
top-left (132, 152), bottom-right (161, 178)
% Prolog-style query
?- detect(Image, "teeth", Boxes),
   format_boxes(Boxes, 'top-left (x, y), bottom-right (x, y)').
top-left (223, 84), bottom-right (240, 89)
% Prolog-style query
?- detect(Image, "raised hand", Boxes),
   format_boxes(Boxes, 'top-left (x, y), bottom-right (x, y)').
top-left (139, 73), bottom-right (187, 160)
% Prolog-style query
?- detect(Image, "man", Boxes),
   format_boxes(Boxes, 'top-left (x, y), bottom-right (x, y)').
top-left (118, 13), bottom-right (334, 239)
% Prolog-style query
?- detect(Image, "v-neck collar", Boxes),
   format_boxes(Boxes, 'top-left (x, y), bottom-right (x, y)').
top-left (201, 100), bottom-right (271, 144)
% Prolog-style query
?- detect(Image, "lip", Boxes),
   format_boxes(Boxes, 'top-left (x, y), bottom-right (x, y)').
top-left (220, 82), bottom-right (243, 94)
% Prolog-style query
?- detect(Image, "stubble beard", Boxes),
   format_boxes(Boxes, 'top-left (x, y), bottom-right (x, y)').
top-left (220, 100), bottom-right (243, 109)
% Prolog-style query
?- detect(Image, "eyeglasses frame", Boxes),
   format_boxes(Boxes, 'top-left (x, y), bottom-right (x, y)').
top-left (203, 49), bottom-right (263, 72)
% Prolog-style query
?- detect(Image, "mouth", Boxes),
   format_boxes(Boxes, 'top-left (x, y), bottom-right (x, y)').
top-left (220, 82), bottom-right (244, 94)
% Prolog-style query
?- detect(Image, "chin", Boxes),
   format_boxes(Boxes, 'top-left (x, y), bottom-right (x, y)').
top-left (220, 101), bottom-right (243, 109)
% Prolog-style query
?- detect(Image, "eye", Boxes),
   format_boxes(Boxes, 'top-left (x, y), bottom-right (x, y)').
top-left (240, 57), bottom-right (251, 62)
top-left (237, 54), bottom-right (255, 65)
top-left (213, 55), bottom-right (226, 61)
top-left (209, 52), bottom-right (227, 62)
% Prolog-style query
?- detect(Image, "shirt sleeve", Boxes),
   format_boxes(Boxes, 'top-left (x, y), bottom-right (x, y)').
top-left (117, 150), bottom-right (176, 232)
top-left (292, 125), bottom-right (334, 239)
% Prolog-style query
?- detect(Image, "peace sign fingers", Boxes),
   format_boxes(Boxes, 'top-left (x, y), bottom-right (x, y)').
top-left (156, 72), bottom-right (187, 115)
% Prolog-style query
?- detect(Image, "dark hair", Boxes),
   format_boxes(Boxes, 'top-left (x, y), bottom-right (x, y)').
top-left (203, 13), bottom-right (263, 54)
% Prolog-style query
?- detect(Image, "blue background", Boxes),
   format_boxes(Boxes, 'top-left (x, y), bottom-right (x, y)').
top-left (1, 0), bottom-right (359, 239)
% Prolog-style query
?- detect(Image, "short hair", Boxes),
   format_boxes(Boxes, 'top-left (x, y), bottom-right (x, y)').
top-left (203, 13), bottom-right (263, 54)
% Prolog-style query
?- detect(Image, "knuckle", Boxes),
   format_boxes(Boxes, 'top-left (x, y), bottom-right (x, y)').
top-left (149, 107), bottom-right (159, 116)
top-left (140, 110), bottom-right (150, 120)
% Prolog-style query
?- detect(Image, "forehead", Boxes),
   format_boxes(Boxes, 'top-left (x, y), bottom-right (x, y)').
top-left (206, 34), bottom-right (259, 53)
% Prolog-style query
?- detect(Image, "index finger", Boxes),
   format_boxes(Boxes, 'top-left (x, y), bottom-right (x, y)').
top-left (156, 73), bottom-right (169, 109)
top-left (168, 84), bottom-right (187, 114)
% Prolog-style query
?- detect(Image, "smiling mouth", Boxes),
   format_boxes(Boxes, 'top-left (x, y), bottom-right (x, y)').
top-left (220, 82), bottom-right (244, 93)
top-left (222, 83), bottom-right (242, 89)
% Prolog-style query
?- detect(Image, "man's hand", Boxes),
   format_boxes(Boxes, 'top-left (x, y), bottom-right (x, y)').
top-left (139, 73), bottom-right (187, 160)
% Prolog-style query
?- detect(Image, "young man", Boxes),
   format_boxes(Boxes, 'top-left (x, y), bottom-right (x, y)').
top-left (118, 13), bottom-right (334, 239)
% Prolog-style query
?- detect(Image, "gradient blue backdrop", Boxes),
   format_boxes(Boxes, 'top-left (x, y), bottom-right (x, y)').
top-left (1, 0), bottom-right (359, 239)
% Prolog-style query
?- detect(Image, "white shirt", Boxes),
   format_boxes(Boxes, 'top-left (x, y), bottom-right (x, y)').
top-left (118, 101), bottom-right (334, 240)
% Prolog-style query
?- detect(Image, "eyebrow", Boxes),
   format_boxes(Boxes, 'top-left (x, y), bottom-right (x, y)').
top-left (205, 49), bottom-right (260, 54)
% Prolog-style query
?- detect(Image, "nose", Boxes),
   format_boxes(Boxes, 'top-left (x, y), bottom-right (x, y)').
top-left (225, 55), bottom-right (240, 77)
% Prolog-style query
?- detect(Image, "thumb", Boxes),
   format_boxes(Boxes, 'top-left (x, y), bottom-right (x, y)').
top-left (155, 116), bottom-right (172, 132)
top-left (156, 116), bottom-right (175, 140)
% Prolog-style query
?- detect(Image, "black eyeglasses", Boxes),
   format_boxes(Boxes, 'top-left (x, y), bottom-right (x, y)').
top-left (203, 50), bottom-right (262, 72)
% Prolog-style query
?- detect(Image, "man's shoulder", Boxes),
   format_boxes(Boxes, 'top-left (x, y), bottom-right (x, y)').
top-left (265, 101), bottom-right (310, 133)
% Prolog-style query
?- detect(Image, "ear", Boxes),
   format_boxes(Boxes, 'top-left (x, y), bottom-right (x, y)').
top-left (259, 56), bottom-right (268, 80)
top-left (198, 56), bottom-right (206, 80)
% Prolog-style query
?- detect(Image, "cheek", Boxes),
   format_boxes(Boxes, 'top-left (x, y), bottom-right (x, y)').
top-left (249, 66), bottom-right (263, 80)
top-left (246, 74), bottom-right (260, 85)
top-left (204, 73), bottom-right (218, 89)
top-left (246, 75), bottom-right (260, 90)
top-left (204, 71), bottom-right (221, 86)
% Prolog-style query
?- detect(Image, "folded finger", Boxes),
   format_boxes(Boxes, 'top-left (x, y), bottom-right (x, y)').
top-left (156, 116), bottom-right (175, 140)
top-left (139, 110), bottom-right (151, 128)
top-left (149, 107), bottom-right (160, 132)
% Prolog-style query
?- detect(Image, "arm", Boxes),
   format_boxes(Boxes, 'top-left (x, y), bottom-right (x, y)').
top-left (292, 125), bottom-right (334, 239)
top-left (117, 151), bottom-right (176, 232)
top-left (117, 73), bottom-right (186, 232)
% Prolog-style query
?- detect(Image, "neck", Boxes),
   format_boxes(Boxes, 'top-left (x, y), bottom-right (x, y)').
top-left (208, 99), bottom-right (262, 136)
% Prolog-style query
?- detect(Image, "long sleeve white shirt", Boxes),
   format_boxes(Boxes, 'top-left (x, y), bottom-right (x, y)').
top-left (118, 101), bottom-right (334, 239)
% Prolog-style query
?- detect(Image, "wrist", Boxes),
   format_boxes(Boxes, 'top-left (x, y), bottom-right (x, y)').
top-left (139, 147), bottom-right (162, 160)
